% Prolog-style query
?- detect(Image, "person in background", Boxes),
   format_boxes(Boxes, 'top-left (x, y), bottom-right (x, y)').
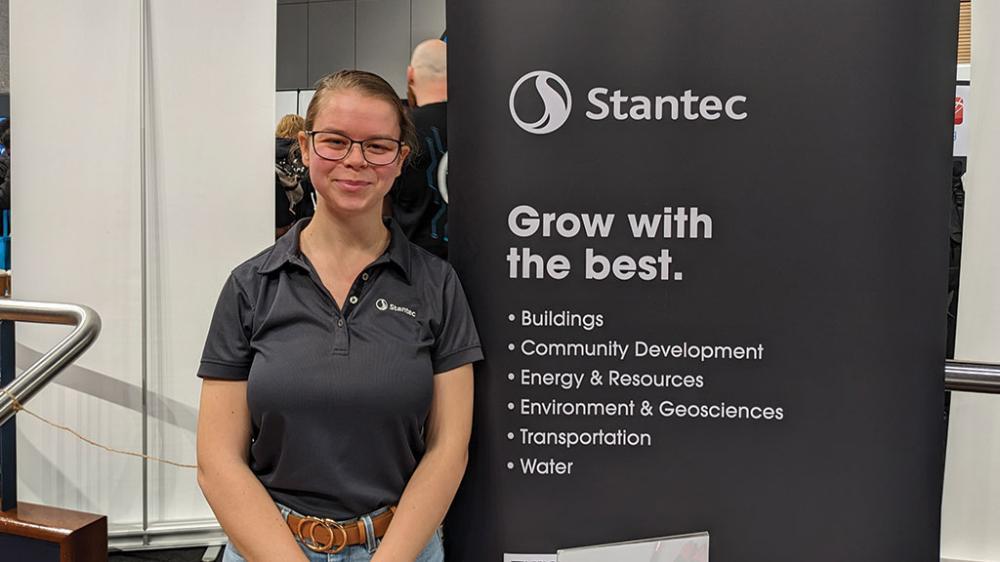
top-left (0, 121), bottom-right (11, 213)
top-left (275, 113), bottom-right (316, 238)
top-left (276, 113), bottom-right (303, 139)
top-left (388, 39), bottom-right (450, 259)
top-left (197, 70), bottom-right (481, 562)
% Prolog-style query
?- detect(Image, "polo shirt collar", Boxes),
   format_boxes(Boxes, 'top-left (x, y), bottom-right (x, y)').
top-left (258, 217), bottom-right (412, 282)
top-left (378, 218), bottom-right (413, 282)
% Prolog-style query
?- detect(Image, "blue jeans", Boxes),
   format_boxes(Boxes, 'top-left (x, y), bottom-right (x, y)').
top-left (221, 503), bottom-right (444, 562)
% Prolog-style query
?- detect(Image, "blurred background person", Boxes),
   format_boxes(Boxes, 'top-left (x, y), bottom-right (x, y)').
top-left (1, 119), bottom-right (12, 214)
top-left (275, 114), bottom-right (315, 238)
top-left (388, 39), bottom-right (449, 259)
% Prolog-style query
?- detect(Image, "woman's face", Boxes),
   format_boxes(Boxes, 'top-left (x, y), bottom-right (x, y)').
top-left (299, 89), bottom-right (409, 217)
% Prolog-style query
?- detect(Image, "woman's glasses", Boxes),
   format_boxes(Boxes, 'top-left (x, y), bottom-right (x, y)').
top-left (306, 131), bottom-right (402, 166)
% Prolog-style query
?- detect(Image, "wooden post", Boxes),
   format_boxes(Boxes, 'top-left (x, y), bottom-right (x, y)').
top-left (0, 501), bottom-right (107, 562)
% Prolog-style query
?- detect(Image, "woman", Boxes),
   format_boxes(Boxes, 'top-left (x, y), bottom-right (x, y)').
top-left (197, 70), bottom-right (481, 562)
top-left (274, 113), bottom-right (315, 239)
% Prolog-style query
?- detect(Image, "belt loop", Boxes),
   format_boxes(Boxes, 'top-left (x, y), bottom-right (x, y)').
top-left (363, 513), bottom-right (378, 553)
top-left (355, 519), bottom-right (367, 545)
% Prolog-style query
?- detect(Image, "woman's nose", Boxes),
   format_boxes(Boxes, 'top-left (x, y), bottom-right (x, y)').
top-left (343, 142), bottom-right (368, 167)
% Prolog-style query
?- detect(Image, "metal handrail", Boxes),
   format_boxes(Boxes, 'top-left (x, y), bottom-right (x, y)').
top-left (945, 360), bottom-right (1000, 394)
top-left (0, 300), bottom-right (102, 426)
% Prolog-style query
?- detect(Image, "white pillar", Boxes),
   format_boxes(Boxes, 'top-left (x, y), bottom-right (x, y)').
top-left (11, 0), bottom-right (274, 531)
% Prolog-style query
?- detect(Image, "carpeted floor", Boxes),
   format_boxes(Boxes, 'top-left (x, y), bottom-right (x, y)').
top-left (108, 547), bottom-right (222, 562)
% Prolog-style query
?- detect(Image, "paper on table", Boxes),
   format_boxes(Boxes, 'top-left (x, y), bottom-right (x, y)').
top-left (557, 532), bottom-right (709, 562)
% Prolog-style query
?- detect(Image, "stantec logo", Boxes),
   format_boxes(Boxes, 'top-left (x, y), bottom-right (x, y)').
top-left (509, 70), bottom-right (573, 135)
top-left (509, 69), bottom-right (750, 133)
top-left (375, 297), bottom-right (417, 318)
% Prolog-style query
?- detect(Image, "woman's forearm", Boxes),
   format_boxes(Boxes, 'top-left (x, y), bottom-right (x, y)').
top-left (198, 461), bottom-right (309, 562)
top-left (371, 447), bottom-right (468, 562)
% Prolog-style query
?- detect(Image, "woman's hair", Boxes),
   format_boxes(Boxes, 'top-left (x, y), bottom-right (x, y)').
top-left (275, 114), bottom-right (305, 139)
top-left (304, 70), bottom-right (418, 157)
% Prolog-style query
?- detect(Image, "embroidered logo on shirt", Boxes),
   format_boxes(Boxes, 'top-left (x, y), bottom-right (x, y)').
top-left (376, 298), bottom-right (417, 317)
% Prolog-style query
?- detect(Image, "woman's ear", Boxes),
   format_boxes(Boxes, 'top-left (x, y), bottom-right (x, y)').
top-left (395, 144), bottom-right (412, 177)
top-left (297, 131), bottom-right (310, 167)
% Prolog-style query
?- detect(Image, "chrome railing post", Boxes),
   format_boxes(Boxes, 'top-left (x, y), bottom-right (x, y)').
top-left (0, 300), bottom-right (102, 427)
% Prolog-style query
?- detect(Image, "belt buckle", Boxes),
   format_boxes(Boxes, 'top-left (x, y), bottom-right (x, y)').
top-left (296, 515), bottom-right (348, 554)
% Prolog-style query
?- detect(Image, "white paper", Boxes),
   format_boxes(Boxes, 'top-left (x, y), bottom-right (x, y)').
top-left (558, 532), bottom-right (709, 562)
top-left (504, 555), bottom-right (558, 562)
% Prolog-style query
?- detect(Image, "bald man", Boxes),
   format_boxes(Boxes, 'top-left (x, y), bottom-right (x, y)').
top-left (407, 39), bottom-right (448, 107)
top-left (390, 39), bottom-right (451, 258)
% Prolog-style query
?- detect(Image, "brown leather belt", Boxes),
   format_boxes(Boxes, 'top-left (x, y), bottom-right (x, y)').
top-left (286, 507), bottom-right (395, 554)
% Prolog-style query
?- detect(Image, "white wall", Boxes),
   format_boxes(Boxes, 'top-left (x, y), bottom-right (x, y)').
top-left (11, 0), bottom-right (145, 524)
top-left (275, 90), bottom-right (298, 125)
top-left (11, 0), bottom-right (273, 533)
top-left (941, 2), bottom-right (1000, 560)
top-left (143, 0), bottom-right (275, 526)
top-left (273, 89), bottom-right (315, 128)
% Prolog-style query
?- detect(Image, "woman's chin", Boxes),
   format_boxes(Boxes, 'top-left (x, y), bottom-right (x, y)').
top-left (319, 194), bottom-right (381, 216)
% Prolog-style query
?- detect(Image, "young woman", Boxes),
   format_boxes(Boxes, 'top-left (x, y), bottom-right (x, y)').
top-left (196, 70), bottom-right (481, 562)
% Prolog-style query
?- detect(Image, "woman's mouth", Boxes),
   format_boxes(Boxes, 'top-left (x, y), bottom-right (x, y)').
top-left (334, 179), bottom-right (370, 191)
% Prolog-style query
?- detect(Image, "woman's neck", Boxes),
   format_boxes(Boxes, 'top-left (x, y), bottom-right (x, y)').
top-left (301, 206), bottom-right (389, 264)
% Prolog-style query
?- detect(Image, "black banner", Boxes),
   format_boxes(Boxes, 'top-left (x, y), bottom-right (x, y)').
top-left (446, 2), bottom-right (957, 561)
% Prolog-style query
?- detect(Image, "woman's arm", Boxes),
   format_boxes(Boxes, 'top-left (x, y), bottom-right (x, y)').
top-left (372, 363), bottom-right (475, 562)
top-left (196, 378), bottom-right (309, 562)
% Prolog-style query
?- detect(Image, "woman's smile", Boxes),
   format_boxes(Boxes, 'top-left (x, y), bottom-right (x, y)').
top-left (333, 178), bottom-right (372, 191)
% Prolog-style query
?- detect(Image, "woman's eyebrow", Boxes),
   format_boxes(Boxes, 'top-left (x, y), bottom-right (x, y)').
top-left (312, 129), bottom-right (398, 140)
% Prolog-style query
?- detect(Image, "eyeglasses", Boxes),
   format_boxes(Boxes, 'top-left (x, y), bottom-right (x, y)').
top-left (306, 131), bottom-right (403, 166)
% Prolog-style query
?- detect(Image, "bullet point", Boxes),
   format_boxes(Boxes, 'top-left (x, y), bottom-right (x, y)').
top-left (507, 432), bottom-right (515, 440)
top-left (507, 402), bottom-right (515, 411)
top-left (508, 313), bottom-right (516, 322)
top-left (506, 462), bottom-right (515, 470)
top-left (508, 372), bottom-right (515, 381)
top-left (508, 343), bottom-right (516, 351)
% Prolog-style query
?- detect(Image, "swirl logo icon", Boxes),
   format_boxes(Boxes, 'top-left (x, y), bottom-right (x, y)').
top-left (375, 298), bottom-right (388, 311)
top-left (509, 71), bottom-right (572, 135)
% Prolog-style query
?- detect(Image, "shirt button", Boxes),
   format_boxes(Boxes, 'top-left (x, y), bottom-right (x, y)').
top-left (349, 295), bottom-right (358, 305)
top-left (362, 273), bottom-right (369, 281)
top-left (337, 319), bottom-right (344, 327)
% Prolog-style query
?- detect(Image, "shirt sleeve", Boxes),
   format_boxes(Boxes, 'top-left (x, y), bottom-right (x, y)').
top-left (198, 273), bottom-right (255, 380)
top-left (430, 267), bottom-right (484, 374)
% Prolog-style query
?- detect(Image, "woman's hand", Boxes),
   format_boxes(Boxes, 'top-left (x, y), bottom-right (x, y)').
top-left (371, 363), bottom-right (474, 562)
top-left (196, 378), bottom-right (309, 562)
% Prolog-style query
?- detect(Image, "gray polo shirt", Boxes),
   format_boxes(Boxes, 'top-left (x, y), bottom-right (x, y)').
top-left (199, 218), bottom-right (482, 520)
